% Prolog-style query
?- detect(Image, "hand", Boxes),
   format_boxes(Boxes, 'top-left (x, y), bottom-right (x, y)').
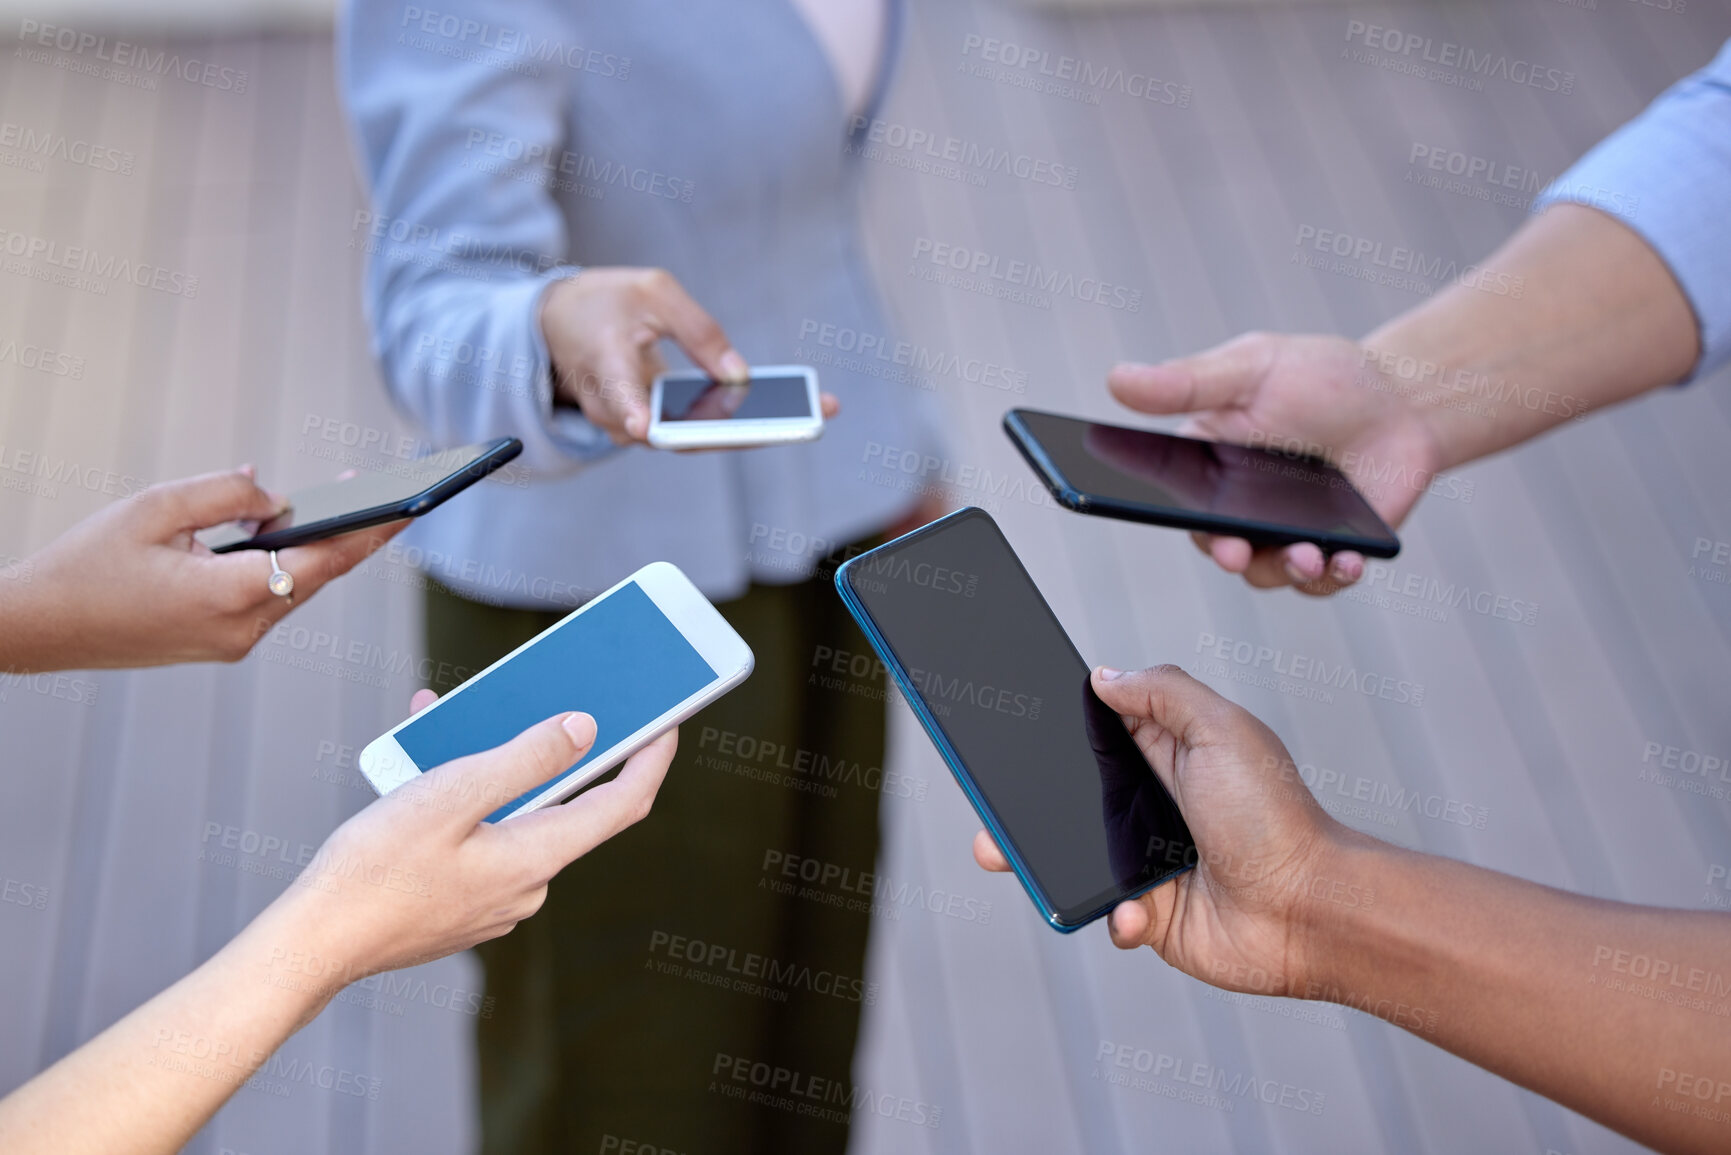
top-left (1108, 333), bottom-right (1443, 595)
top-left (540, 267), bottom-right (839, 445)
top-left (266, 698), bottom-right (677, 981)
top-left (973, 665), bottom-right (1358, 999)
top-left (0, 467), bottom-right (405, 672)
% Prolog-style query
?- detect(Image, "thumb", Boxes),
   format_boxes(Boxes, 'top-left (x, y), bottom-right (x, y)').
top-left (641, 272), bottom-right (748, 385)
top-left (408, 712), bottom-right (598, 827)
top-left (141, 468), bottom-right (287, 535)
top-left (1107, 332), bottom-right (1273, 417)
top-left (1091, 664), bottom-right (1234, 750)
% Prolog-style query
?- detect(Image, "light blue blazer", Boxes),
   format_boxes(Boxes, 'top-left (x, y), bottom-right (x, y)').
top-left (340, 0), bottom-right (944, 607)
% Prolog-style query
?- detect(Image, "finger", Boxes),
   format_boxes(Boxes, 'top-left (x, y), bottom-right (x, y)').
top-left (509, 727), bottom-right (678, 870)
top-left (142, 469), bottom-right (288, 537)
top-left (408, 689), bottom-right (438, 716)
top-left (640, 271), bottom-right (747, 385)
top-left (1107, 892), bottom-right (1159, 949)
top-left (1092, 664), bottom-right (1237, 756)
top-left (819, 393), bottom-right (840, 420)
top-left (1205, 536), bottom-right (1252, 575)
top-left (276, 518), bottom-right (409, 600)
top-left (1108, 333), bottom-right (1271, 417)
top-left (972, 829), bottom-right (1011, 873)
top-left (1282, 542), bottom-right (1327, 586)
top-left (410, 712), bottom-right (599, 827)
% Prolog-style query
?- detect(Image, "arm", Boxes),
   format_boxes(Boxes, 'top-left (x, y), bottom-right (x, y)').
top-left (1111, 37), bottom-right (1731, 594)
top-left (338, 1), bottom-right (756, 453)
top-left (973, 666), bottom-right (1731, 1155)
top-left (0, 705), bottom-right (678, 1155)
top-left (0, 469), bottom-right (399, 672)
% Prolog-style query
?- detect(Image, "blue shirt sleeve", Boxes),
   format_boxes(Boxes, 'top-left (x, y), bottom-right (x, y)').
top-left (338, 0), bottom-right (616, 473)
top-left (1534, 39), bottom-right (1731, 380)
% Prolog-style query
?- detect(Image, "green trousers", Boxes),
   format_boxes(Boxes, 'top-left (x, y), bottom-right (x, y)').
top-left (424, 562), bottom-right (886, 1154)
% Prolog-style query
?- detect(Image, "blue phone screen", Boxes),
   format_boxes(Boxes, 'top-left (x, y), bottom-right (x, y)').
top-left (395, 581), bottom-right (719, 820)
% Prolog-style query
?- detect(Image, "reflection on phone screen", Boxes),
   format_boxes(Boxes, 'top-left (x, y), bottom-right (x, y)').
top-left (660, 375), bottom-right (811, 421)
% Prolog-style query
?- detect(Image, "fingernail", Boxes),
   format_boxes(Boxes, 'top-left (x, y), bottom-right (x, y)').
top-left (561, 713), bottom-right (596, 743)
top-left (718, 351), bottom-right (749, 383)
top-left (1285, 560), bottom-right (1309, 584)
top-left (236, 463), bottom-right (255, 478)
top-left (1098, 666), bottom-right (1125, 681)
top-left (267, 489), bottom-right (290, 512)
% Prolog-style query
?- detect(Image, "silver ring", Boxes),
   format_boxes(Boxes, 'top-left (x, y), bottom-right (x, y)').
top-left (267, 550), bottom-right (295, 598)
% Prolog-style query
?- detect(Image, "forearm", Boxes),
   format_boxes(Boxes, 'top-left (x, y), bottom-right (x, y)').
top-left (1362, 203), bottom-right (1699, 470)
top-left (0, 895), bottom-right (333, 1154)
top-left (0, 566), bottom-right (75, 674)
top-left (1306, 834), bottom-right (1731, 1155)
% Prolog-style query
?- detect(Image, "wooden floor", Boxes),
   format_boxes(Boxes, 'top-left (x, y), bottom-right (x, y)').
top-left (1, 3), bottom-right (1728, 1153)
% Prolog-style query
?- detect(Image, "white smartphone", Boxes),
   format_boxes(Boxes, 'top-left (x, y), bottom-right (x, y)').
top-left (646, 365), bottom-right (824, 450)
top-left (358, 562), bottom-right (754, 820)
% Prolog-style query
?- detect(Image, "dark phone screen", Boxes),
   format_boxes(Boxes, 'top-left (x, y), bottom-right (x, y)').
top-left (658, 374), bottom-right (812, 421)
top-left (844, 509), bottom-right (1194, 924)
top-left (197, 442), bottom-right (498, 550)
top-left (1015, 410), bottom-right (1395, 545)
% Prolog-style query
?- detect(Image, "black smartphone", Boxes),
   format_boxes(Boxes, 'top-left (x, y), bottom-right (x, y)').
top-left (835, 507), bottom-right (1196, 931)
top-left (197, 437), bottom-right (522, 553)
top-left (1004, 408), bottom-right (1400, 558)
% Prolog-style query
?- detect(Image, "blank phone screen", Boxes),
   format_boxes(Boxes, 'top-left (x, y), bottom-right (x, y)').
top-left (197, 442), bottom-right (501, 550)
top-left (658, 374), bottom-right (812, 421)
top-left (395, 581), bottom-right (719, 821)
top-left (1016, 410), bottom-right (1395, 544)
top-left (843, 510), bottom-right (1194, 925)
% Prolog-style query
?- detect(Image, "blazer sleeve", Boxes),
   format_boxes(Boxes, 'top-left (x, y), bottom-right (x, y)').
top-left (338, 0), bottom-right (620, 474)
top-left (1535, 38), bottom-right (1731, 381)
